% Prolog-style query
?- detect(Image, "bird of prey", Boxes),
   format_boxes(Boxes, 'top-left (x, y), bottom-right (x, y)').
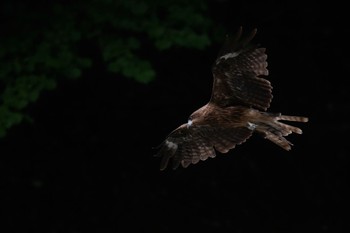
top-left (155, 27), bottom-right (308, 171)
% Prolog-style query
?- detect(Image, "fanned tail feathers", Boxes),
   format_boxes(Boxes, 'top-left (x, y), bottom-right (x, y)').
top-left (256, 113), bottom-right (309, 150)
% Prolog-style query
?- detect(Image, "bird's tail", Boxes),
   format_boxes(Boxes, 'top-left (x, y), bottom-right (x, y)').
top-left (255, 113), bottom-right (308, 150)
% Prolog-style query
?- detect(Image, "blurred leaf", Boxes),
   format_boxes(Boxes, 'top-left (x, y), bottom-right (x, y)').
top-left (155, 38), bottom-right (173, 50)
top-left (76, 57), bottom-right (92, 68)
top-left (44, 78), bottom-right (57, 90)
top-left (133, 61), bottom-right (156, 83)
top-left (0, 106), bottom-right (23, 138)
top-left (106, 60), bottom-right (118, 73)
top-left (66, 68), bottom-right (82, 79)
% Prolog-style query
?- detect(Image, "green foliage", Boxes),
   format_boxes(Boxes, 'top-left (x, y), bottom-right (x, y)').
top-left (0, 0), bottom-right (213, 137)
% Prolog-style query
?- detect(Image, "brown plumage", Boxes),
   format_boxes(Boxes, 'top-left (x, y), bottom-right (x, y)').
top-left (155, 27), bottom-right (308, 171)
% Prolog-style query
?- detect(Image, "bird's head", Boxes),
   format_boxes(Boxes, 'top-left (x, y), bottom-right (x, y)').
top-left (187, 105), bottom-right (206, 128)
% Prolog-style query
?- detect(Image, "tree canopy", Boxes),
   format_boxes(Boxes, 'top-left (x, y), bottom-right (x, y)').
top-left (0, 0), bottom-right (215, 137)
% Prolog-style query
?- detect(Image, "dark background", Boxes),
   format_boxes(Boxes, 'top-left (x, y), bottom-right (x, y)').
top-left (1, 1), bottom-right (349, 233)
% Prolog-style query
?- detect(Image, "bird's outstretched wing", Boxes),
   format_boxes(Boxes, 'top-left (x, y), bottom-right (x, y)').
top-left (155, 123), bottom-right (252, 170)
top-left (210, 27), bottom-right (272, 111)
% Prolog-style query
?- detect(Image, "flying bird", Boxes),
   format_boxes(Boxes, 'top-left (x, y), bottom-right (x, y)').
top-left (155, 27), bottom-right (308, 170)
